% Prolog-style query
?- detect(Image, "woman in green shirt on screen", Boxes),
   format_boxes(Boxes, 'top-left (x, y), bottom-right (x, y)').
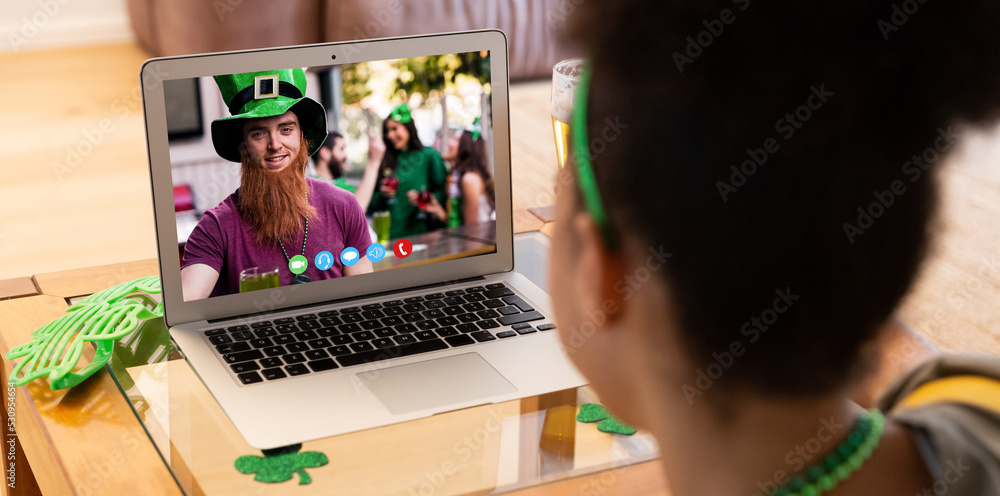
top-left (357, 105), bottom-right (448, 239)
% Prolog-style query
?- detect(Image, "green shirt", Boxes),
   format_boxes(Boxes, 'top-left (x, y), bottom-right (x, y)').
top-left (368, 147), bottom-right (448, 239)
top-left (308, 173), bottom-right (356, 194)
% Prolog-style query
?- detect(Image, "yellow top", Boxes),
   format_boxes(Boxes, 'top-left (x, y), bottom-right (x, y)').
top-left (897, 375), bottom-right (1000, 415)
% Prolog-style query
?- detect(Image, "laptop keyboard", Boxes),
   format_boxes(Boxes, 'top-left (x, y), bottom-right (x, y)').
top-left (200, 283), bottom-right (558, 385)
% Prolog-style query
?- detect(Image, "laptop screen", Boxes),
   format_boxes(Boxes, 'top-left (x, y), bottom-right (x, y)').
top-left (162, 51), bottom-right (497, 302)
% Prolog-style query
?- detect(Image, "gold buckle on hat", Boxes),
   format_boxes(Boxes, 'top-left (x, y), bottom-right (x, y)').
top-left (254, 75), bottom-right (279, 100)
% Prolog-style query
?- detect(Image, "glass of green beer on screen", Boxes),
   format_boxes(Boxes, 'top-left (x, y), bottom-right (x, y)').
top-left (373, 211), bottom-right (391, 245)
top-left (551, 58), bottom-right (584, 168)
top-left (239, 266), bottom-right (280, 293)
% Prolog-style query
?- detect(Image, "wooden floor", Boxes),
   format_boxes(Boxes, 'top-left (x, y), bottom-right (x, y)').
top-left (897, 130), bottom-right (1000, 354)
top-left (0, 43), bottom-right (157, 280)
top-left (0, 42), bottom-right (997, 356)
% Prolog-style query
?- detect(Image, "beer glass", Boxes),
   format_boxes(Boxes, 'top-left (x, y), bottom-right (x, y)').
top-left (239, 266), bottom-right (280, 293)
top-left (373, 211), bottom-right (391, 245)
top-left (551, 58), bottom-right (584, 168)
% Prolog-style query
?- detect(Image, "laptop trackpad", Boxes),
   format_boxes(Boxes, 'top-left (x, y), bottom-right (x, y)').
top-left (357, 353), bottom-right (517, 415)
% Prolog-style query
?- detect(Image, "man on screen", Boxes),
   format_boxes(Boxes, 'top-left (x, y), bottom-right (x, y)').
top-left (181, 68), bottom-right (373, 301)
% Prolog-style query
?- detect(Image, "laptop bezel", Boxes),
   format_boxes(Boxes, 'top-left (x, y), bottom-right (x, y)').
top-left (140, 30), bottom-right (514, 328)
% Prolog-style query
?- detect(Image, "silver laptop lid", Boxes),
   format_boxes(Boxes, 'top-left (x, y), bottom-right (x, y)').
top-left (140, 30), bottom-right (513, 327)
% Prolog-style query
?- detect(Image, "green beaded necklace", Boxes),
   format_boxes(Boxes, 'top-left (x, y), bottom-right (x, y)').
top-left (770, 409), bottom-right (885, 496)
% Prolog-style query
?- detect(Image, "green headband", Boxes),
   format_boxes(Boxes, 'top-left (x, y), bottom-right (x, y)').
top-left (389, 104), bottom-right (413, 123)
top-left (572, 63), bottom-right (618, 249)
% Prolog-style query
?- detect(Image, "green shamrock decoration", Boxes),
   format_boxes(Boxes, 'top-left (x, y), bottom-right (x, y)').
top-left (235, 444), bottom-right (329, 485)
top-left (577, 403), bottom-right (638, 436)
top-left (6, 276), bottom-right (163, 390)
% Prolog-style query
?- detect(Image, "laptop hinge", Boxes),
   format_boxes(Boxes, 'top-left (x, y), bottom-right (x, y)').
top-left (208, 275), bottom-right (486, 323)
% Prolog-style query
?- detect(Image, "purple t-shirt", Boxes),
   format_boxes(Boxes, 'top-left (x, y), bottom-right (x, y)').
top-left (183, 177), bottom-right (371, 298)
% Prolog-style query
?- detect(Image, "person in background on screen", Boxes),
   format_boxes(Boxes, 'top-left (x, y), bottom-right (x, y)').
top-left (441, 128), bottom-right (496, 227)
top-left (549, 1), bottom-right (1000, 495)
top-left (310, 131), bottom-right (356, 193)
top-left (355, 105), bottom-right (448, 239)
top-left (180, 68), bottom-right (373, 301)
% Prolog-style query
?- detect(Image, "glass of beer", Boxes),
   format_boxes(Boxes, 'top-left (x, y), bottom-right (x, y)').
top-left (373, 211), bottom-right (391, 245)
top-left (239, 266), bottom-right (280, 293)
top-left (551, 58), bottom-right (584, 168)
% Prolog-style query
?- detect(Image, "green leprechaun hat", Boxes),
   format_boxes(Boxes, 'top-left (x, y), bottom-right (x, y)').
top-left (211, 68), bottom-right (327, 163)
top-left (388, 104), bottom-right (413, 124)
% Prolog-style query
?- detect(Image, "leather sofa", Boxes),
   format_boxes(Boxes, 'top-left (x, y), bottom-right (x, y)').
top-left (126, 0), bottom-right (575, 80)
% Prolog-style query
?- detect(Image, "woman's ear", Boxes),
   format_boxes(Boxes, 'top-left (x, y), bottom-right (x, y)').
top-left (571, 211), bottom-right (627, 328)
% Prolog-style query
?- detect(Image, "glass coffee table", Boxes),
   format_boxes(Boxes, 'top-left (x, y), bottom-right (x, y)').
top-left (100, 234), bottom-right (659, 495)
top-left (104, 318), bottom-right (658, 495)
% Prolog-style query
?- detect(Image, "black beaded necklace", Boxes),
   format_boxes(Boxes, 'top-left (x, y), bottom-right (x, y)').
top-left (278, 190), bottom-right (312, 284)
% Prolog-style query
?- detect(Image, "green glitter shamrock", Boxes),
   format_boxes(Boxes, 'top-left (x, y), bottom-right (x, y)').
top-left (235, 444), bottom-right (329, 485)
top-left (577, 403), bottom-right (638, 436)
top-left (6, 276), bottom-right (163, 389)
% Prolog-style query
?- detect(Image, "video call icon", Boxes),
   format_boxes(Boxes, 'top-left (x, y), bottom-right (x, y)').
top-left (314, 251), bottom-right (334, 271)
top-left (340, 247), bottom-right (360, 267)
top-left (289, 254), bottom-right (308, 275)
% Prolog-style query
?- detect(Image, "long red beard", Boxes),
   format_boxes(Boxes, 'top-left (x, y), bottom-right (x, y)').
top-left (237, 137), bottom-right (319, 246)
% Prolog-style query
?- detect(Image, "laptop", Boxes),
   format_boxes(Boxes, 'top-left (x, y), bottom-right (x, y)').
top-left (140, 29), bottom-right (586, 449)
